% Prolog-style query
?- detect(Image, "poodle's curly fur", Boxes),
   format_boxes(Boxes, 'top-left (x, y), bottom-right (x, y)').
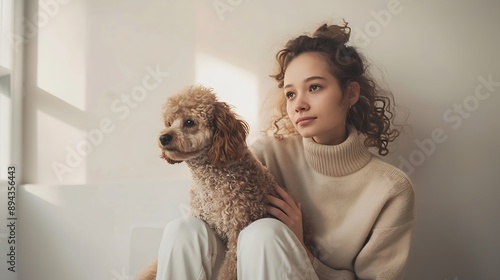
top-left (138, 85), bottom-right (279, 280)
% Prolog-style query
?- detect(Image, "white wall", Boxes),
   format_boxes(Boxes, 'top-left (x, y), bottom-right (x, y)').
top-left (12, 0), bottom-right (500, 279)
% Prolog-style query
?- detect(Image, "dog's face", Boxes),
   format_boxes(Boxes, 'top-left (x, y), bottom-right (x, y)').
top-left (158, 86), bottom-right (216, 163)
top-left (158, 85), bottom-right (250, 166)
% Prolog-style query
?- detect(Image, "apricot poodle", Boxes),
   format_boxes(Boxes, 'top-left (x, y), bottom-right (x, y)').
top-left (138, 85), bottom-right (279, 280)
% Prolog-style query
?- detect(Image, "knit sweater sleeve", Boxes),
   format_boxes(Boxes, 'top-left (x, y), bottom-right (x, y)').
top-left (353, 179), bottom-right (416, 280)
top-left (313, 179), bottom-right (415, 280)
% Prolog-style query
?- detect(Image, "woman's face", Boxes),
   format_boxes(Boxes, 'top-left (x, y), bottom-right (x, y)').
top-left (283, 52), bottom-right (356, 145)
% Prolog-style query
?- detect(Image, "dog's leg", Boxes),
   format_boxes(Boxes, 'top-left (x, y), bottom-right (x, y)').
top-left (136, 259), bottom-right (157, 280)
top-left (217, 235), bottom-right (238, 280)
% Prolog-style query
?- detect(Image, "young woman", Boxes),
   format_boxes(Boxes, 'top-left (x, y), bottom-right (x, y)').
top-left (244, 21), bottom-right (415, 279)
top-left (156, 21), bottom-right (415, 280)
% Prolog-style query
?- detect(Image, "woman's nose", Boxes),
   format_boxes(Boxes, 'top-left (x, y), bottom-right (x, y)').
top-left (294, 95), bottom-right (310, 112)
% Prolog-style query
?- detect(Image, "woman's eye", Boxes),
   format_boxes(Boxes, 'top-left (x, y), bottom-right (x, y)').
top-left (184, 119), bottom-right (196, 127)
top-left (309, 84), bottom-right (321, 91)
top-left (285, 91), bottom-right (295, 99)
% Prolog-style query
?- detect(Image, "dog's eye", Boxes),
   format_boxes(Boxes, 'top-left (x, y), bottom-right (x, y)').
top-left (184, 119), bottom-right (196, 128)
top-left (166, 121), bottom-right (171, 127)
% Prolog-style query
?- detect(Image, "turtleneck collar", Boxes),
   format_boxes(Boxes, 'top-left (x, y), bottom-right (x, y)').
top-left (303, 125), bottom-right (372, 177)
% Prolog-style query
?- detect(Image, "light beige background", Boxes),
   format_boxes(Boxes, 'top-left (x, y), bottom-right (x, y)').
top-left (6, 0), bottom-right (500, 279)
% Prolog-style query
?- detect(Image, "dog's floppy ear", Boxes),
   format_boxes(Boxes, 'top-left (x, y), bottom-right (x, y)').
top-left (208, 101), bottom-right (249, 167)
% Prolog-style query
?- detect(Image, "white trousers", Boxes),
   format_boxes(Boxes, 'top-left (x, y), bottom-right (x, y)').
top-left (156, 216), bottom-right (319, 280)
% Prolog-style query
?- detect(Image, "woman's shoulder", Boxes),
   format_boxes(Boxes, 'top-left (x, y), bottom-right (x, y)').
top-left (250, 135), bottom-right (303, 164)
top-left (367, 156), bottom-right (415, 196)
top-left (250, 135), bottom-right (303, 154)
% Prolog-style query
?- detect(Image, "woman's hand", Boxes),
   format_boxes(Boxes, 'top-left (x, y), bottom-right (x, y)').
top-left (266, 184), bottom-right (313, 262)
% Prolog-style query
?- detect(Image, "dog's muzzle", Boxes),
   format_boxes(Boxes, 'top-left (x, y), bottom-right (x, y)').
top-left (159, 134), bottom-right (173, 146)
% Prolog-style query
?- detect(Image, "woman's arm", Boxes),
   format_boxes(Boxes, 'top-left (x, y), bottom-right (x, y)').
top-left (267, 184), bottom-right (358, 280)
top-left (354, 183), bottom-right (416, 279)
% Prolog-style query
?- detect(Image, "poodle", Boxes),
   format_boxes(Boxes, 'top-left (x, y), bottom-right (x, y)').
top-left (138, 85), bottom-right (280, 280)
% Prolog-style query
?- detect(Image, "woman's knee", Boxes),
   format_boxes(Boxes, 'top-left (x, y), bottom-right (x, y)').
top-left (157, 217), bottom-right (226, 278)
top-left (238, 218), bottom-right (290, 247)
top-left (162, 216), bottom-right (209, 243)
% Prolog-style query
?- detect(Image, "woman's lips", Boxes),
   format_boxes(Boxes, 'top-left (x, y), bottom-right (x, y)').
top-left (296, 116), bottom-right (316, 125)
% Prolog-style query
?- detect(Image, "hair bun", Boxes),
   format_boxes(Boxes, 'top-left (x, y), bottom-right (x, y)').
top-left (312, 21), bottom-right (351, 44)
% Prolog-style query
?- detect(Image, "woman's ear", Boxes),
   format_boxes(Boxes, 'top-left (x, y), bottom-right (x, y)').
top-left (346, 81), bottom-right (360, 107)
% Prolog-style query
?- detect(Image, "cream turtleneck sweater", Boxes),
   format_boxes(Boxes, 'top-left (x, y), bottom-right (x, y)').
top-left (250, 127), bottom-right (415, 280)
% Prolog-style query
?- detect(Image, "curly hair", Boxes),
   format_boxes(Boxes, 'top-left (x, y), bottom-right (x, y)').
top-left (267, 20), bottom-right (401, 156)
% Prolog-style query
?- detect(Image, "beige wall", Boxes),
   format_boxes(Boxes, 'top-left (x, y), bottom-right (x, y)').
top-left (17, 0), bottom-right (500, 279)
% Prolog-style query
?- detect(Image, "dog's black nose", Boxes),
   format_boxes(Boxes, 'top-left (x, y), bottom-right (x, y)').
top-left (159, 134), bottom-right (173, 146)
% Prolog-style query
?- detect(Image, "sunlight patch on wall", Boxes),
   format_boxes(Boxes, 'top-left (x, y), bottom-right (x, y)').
top-left (37, 110), bottom-right (86, 184)
top-left (194, 52), bottom-right (259, 143)
top-left (36, 0), bottom-right (87, 111)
